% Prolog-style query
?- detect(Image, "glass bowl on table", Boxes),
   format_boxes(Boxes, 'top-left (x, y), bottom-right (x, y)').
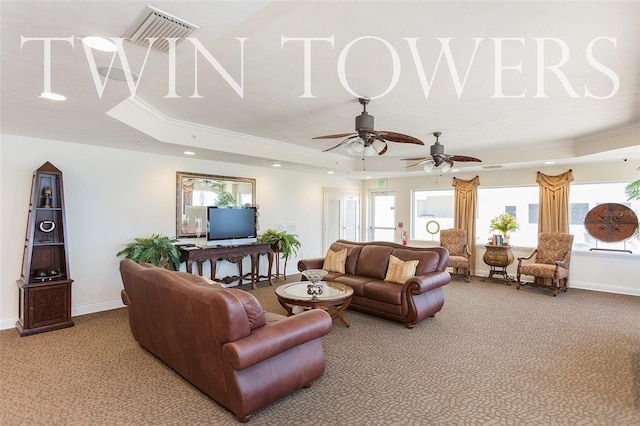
top-left (301, 269), bottom-right (328, 298)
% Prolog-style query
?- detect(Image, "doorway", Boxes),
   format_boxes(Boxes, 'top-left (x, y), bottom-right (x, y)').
top-left (369, 191), bottom-right (396, 242)
top-left (323, 189), bottom-right (360, 252)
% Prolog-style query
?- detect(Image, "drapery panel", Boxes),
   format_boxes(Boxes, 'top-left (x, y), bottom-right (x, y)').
top-left (182, 183), bottom-right (194, 211)
top-left (536, 170), bottom-right (574, 233)
top-left (453, 176), bottom-right (480, 274)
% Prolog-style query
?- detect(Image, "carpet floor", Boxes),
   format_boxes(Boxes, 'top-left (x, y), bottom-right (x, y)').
top-left (1, 276), bottom-right (639, 425)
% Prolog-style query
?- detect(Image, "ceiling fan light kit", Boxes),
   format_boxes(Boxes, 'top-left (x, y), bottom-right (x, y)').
top-left (313, 98), bottom-right (424, 157)
top-left (403, 131), bottom-right (482, 174)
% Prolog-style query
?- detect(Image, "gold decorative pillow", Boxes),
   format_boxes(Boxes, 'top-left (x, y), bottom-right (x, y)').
top-left (385, 255), bottom-right (419, 285)
top-left (322, 248), bottom-right (347, 273)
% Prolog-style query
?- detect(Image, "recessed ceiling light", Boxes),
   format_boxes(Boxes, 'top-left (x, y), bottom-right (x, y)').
top-left (327, 171), bottom-right (334, 174)
top-left (451, 169), bottom-right (459, 173)
top-left (272, 163), bottom-right (281, 167)
top-left (184, 151), bottom-right (195, 155)
top-left (82, 36), bottom-right (117, 52)
top-left (39, 92), bottom-right (66, 101)
top-left (544, 161), bottom-right (556, 165)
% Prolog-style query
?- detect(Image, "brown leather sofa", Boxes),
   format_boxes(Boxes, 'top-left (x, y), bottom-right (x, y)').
top-left (297, 240), bottom-right (450, 328)
top-left (119, 259), bottom-right (332, 423)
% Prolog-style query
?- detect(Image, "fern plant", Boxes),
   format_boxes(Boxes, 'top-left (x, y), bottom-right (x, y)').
top-left (625, 167), bottom-right (640, 201)
top-left (116, 234), bottom-right (181, 271)
top-left (258, 229), bottom-right (301, 259)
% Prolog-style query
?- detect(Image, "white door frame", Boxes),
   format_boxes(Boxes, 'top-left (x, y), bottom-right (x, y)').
top-left (368, 190), bottom-right (396, 242)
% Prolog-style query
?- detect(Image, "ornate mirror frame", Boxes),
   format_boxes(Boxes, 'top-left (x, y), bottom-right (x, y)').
top-left (176, 171), bottom-right (256, 238)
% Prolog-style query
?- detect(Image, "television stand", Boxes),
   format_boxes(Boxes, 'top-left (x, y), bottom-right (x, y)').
top-left (179, 243), bottom-right (274, 289)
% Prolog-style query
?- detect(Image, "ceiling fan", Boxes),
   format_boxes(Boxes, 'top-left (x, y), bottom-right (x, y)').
top-left (313, 98), bottom-right (424, 156)
top-left (402, 132), bottom-right (481, 173)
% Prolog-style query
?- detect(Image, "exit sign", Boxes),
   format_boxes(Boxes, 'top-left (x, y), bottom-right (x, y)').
top-left (377, 179), bottom-right (387, 188)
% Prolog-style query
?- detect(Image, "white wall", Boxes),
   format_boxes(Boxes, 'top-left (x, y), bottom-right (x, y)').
top-left (362, 162), bottom-right (640, 296)
top-left (0, 135), bottom-right (361, 329)
top-left (2, 135), bottom-right (637, 330)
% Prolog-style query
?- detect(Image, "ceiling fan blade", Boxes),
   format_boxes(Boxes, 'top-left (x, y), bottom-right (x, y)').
top-left (377, 131), bottom-right (424, 145)
top-left (448, 155), bottom-right (482, 162)
top-left (405, 159), bottom-right (430, 168)
top-left (313, 132), bottom-right (356, 139)
top-left (401, 156), bottom-right (430, 161)
top-left (321, 139), bottom-right (352, 152)
top-left (377, 140), bottom-right (388, 156)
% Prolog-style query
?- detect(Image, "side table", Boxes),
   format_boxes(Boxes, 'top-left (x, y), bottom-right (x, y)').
top-left (482, 244), bottom-right (515, 284)
top-left (179, 243), bottom-right (274, 289)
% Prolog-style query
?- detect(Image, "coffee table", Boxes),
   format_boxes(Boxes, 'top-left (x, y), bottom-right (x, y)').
top-left (275, 281), bottom-right (354, 327)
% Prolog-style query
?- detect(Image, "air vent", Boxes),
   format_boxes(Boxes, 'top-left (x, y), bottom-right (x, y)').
top-left (483, 165), bottom-right (503, 169)
top-left (122, 5), bottom-right (198, 53)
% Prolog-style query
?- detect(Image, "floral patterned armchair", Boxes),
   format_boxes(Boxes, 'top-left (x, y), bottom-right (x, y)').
top-left (516, 232), bottom-right (574, 296)
top-left (440, 228), bottom-right (471, 282)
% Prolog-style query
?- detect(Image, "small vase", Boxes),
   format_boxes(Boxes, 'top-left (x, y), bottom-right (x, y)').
top-left (502, 230), bottom-right (510, 245)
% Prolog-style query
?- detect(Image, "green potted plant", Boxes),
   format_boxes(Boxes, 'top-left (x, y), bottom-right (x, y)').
top-left (258, 229), bottom-right (302, 277)
top-left (116, 234), bottom-right (181, 271)
top-left (489, 213), bottom-right (519, 245)
top-left (625, 167), bottom-right (640, 201)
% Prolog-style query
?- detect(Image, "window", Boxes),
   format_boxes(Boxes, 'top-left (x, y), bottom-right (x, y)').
top-left (569, 203), bottom-right (589, 225)
top-left (477, 186), bottom-right (539, 247)
top-left (411, 190), bottom-right (454, 241)
top-left (411, 182), bottom-right (638, 252)
top-left (475, 182), bottom-right (638, 250)
top-left (528, 204), bottom-right (539, 224)
top-left (570, 182), bottom-right (639, 252)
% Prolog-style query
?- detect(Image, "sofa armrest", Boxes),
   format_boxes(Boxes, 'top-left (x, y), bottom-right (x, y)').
top-left (222, 309), bottom-right (332, 370)
top-left (298, 258), bottom-right (325, 272)
top-left (406, 271), bottom-right (451, 294)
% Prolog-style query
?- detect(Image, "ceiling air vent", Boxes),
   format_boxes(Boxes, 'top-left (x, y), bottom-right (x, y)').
top-left (482, 165), bottom-right (503, 169)
top-left (122, 5), bottom-right (199, 53)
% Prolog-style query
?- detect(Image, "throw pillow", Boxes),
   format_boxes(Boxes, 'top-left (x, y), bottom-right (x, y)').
top-left (322, 248), bottom-right (347, 273)
top-left (385, 255), bottom-right (419, 285)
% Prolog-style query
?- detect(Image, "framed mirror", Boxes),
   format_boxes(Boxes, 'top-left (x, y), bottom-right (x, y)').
top-left (176, 171), bottom-right (256, 238)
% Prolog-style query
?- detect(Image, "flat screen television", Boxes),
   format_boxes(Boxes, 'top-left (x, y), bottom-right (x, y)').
top-left (206, 206), bottom-right (257, 246)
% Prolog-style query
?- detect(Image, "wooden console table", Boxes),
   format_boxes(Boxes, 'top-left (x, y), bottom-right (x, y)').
top-left (179, 243), bottom-right (274, 289)
top-left (482, 244), bottom-right (515, 284)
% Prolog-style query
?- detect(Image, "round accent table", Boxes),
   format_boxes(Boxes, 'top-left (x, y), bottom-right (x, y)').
top-left (482, 244), bottom-right (515, 284)
top-left (275, 281), bottom-right (353, 327)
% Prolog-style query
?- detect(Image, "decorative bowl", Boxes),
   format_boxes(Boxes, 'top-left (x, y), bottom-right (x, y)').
top-left (301, 269), bottom-right (328, 284)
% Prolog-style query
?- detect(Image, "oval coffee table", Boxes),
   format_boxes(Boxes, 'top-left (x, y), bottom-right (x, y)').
top-left (275, 281), bottom-right (354, 327)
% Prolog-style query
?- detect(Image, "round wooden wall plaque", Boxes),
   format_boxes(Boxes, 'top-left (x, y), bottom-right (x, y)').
top-left (583, 203), bottom-right (638, 243)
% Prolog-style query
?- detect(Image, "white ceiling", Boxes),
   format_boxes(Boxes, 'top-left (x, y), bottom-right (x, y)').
top-left (1, 1), bottom-right (639, 178)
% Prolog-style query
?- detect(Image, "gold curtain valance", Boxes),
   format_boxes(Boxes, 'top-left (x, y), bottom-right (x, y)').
top-left (536, 170), bottom-right (574, 191)
top-left (453, 176), bottom-right (480, 193)
top-left (537, 169), bottom-right (574, 233)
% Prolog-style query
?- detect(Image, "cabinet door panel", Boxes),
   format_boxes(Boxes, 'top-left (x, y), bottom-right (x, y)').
top-left (28, 283), bottom-right (71, 328)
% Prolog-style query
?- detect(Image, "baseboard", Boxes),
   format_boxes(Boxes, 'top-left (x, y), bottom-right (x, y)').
top-left (0, 299), bottom-right (126, 331)
top-left (471, 270), bottom-right (639, 297)
top-left (72, 299), bottom-right (126, 317)
top-left (570, 280), bottom-right (640, 296)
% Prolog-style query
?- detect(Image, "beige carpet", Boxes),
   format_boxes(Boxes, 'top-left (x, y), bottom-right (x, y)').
top-left (1, 276), bottom-right (639, 425)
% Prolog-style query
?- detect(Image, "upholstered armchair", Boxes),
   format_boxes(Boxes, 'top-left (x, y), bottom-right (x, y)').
top-left (440, 228), bottom-right (471, 282)
top-left (516, 232), bottom-right (574, 296)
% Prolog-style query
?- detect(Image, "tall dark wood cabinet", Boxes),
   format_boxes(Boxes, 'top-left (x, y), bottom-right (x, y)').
top-left (16, 162), bottom-right (74, 336)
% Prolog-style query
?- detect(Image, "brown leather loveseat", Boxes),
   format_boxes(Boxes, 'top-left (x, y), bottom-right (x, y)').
top-left (298, 240), bottom-right (450, 328)
top-left (119, 259), bottom-right (332, 422)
